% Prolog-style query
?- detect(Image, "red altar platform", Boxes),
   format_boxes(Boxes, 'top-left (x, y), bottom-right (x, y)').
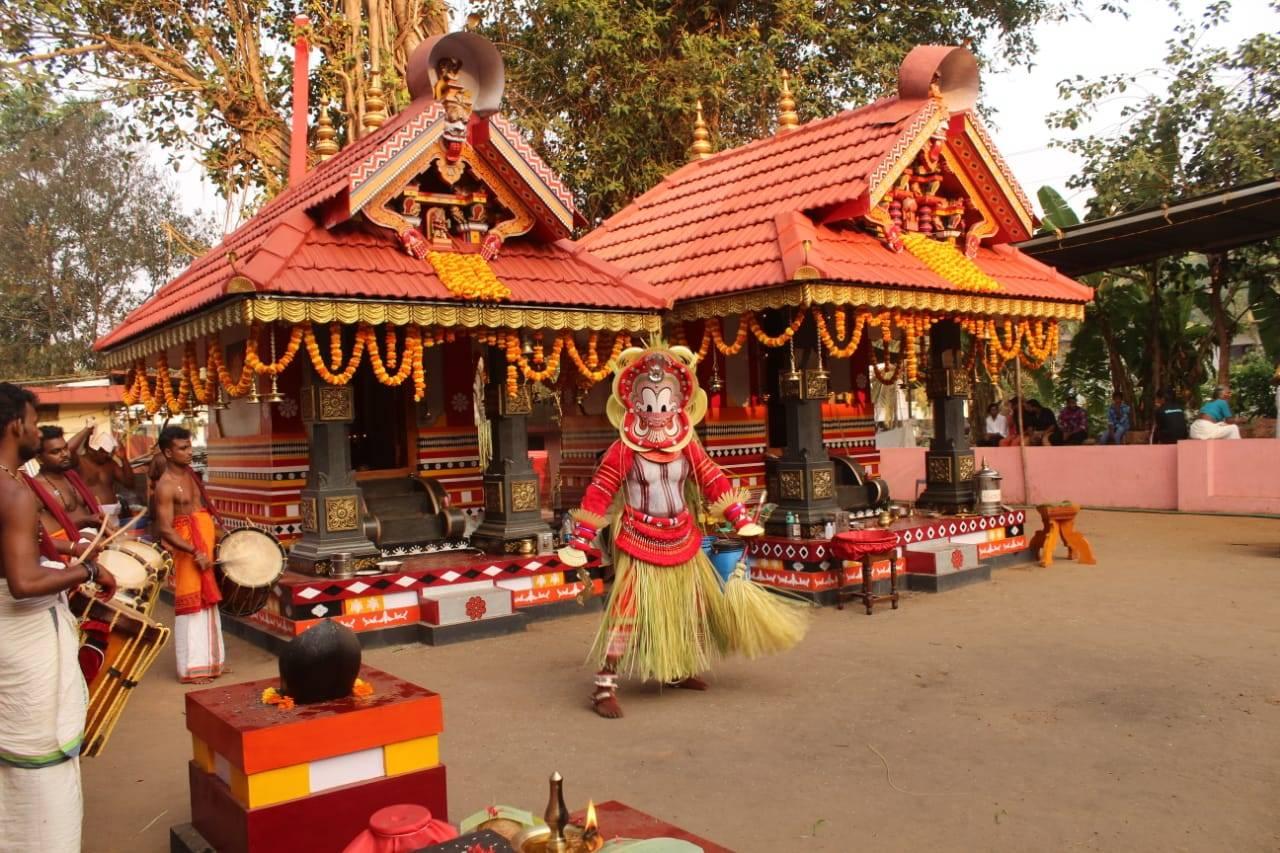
top-left (182, 665), bottom-right (446, 853)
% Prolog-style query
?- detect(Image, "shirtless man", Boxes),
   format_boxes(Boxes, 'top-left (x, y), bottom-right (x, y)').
top-left (0, 384), bottom-right (116, 851)
top-left (152, 426), bottom-right (226, 683)
top-left (67, 422), bottom-right (136, 524)
top-left (23, 426), bottom-right (105, 562)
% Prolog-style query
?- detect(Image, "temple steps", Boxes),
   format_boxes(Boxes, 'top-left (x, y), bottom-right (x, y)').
top-left (358, 476), bottom-right (442, 548)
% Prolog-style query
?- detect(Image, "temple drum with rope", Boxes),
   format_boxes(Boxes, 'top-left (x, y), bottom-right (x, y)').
top-left (95, 35), bottom-right (1091, 645)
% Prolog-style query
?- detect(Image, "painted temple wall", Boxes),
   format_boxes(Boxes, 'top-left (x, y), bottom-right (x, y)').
top-left (878, 441), bottom-right (1280, 515)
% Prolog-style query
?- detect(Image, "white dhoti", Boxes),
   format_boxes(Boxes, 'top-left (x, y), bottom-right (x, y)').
top-left (0, 582), bottom-right (86, 853)
top-left (97, 502), bottom-right (121, 527)
top-left (1189, 420), bottom-right (1241, 440)
top-left (175, 607), bottom-right (225, 683)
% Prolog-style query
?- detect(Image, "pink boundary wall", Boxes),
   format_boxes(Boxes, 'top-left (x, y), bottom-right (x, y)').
top-left (878, 440), bottom-right (1280, 515)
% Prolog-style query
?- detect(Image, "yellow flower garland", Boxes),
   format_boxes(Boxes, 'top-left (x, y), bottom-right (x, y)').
top-left (901, 232), bottom-right (1001, 292)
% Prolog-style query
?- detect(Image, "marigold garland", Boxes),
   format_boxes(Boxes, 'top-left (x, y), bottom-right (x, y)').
top-left (710, 316), bottom-right (749, 356)
top-left (245, 324), bottom-right (304, 376)
top-left (565, 332), bottom-right (631, 383)
top-left (814, 307), bottom-right (867, 359)
top-left (748, 308), bottom-right (807, 347)
top-left (304, 325), bottom-right (367, 384)
top-left (901, 231), bottom-right (1001, 292)
top-left (365, 324), bottom-right (418, 387)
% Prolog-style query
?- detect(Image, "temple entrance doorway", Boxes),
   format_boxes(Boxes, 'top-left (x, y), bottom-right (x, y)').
top-left (350, 366), bottom-right (413, 476)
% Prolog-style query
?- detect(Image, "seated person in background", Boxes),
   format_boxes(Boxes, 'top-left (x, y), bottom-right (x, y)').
top-left (1151, 388), bottom-right (1189, 444)
top-left (1050, 397), bottom-right (1088, 445)
top-left (1023, 399), bottom-right (1057, 445)
top-left (1098, 392), bottom-right (1131, 444)
top-left (980, 403), bottom-right (1007, 446)
top-left (1189, 385), bottom-right (1241, 440)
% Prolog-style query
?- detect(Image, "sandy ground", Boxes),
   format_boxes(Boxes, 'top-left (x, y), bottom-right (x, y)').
top-left (81, 510), bottom-right (1280, 853)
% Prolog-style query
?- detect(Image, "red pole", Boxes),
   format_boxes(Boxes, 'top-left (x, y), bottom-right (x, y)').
top-left (289, 15), bottom-right (311, 187)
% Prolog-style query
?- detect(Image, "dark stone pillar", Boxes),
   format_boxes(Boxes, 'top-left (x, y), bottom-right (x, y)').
top-left (290, 381), bottom-right (379, 572)
top-left (763, 316), bottom-right (839, 537)
top-left (916, 319), bottom-right (976, 513)
top-left (469, 354), bottom-right (551, 555)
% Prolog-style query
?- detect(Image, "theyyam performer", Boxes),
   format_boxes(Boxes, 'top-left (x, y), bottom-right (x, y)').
top-left (558, 342), bottom-right (809, 718)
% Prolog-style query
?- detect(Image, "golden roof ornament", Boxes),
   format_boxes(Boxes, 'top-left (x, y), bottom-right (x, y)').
top-left (688, 99), bottom-right (713, 161)
top-left (363, 74), bottom-right (387, 132)
top-left (777, 70), bottom-right (799, 133)
top-left (313, 108), bottom-right (340, 160)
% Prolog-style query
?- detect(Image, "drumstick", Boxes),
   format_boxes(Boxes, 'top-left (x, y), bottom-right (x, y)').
top-left (68, 513), bottom-right (144, 568)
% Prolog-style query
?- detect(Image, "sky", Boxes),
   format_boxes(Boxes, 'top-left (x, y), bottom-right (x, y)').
top-left (163, 0), bottom-right (1279, 235)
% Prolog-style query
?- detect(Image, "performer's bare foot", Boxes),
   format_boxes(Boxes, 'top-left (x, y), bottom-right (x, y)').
top-left (591, 671), bottom-right (623, 718)
top-left (669, 675), bottom-right (709, 691)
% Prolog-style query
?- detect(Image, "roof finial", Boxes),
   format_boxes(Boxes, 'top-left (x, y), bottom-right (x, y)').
top-left (688, 99), bottom-right (713, 161)
top-left (363, 73), bottom-right (387, 133)
top-left (777, 70), bottom-right (799, 133)
top-left (313, 107), bottom-right (340, 161)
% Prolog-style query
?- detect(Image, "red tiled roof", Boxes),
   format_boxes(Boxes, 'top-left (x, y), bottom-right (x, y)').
top-left (96, 101), bottom-right (647, 353)
top-left (26, 385), bottom-right (124, 406)
top-left (580, 96), bottom-right (1090, 307)
top-left (264, 224), bottom-right (665, 309)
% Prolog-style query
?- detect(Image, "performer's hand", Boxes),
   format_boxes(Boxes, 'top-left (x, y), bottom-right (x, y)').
top-left (736, 522), bottom-right (765, 538)
top-left (71, 539), bottom-right (92, 558)
top-left (94, 565), bottom-right (118, 600)
top-left (557, 546), bottom-right (588, 568)
top-left (195, 552), bottom-right (213, 571)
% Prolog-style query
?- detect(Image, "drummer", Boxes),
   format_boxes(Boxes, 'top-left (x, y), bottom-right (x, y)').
top-left (66, 422), bottom-right (139, 526)
top-left (152, 425), bottom-right (227, 684)
top-left (22, 426), bottom-right (110, 563)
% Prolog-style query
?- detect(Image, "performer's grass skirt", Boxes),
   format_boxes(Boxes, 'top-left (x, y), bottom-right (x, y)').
top-left (590, 549), bottom-right (808, 683)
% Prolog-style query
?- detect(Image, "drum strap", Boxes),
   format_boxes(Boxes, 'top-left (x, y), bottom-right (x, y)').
top-left (23, 473), bottom-right (81, 543)
top-left (186, 471), bottom-right (224, 526)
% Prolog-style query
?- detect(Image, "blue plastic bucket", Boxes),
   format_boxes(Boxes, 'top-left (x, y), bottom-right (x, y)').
top-left (708, 539), bottom-right (746, 583)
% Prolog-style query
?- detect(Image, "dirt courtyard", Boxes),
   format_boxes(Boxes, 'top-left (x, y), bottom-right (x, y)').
top-left (82, 510), bottom-right (1280, 852)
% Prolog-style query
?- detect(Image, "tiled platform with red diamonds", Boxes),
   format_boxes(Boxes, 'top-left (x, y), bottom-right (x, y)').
top-left (748, 510), bottom-right (1030, 601)
top-left (222, 550), bottom-right (605, 650)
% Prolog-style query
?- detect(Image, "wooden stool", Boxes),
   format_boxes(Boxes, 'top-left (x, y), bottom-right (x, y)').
top-left (1029, 503), bottom-right (1096, 567)
top-left (830, 531), bottom-right (900, 615)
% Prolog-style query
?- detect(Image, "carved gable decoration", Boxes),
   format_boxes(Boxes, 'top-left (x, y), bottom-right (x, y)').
top-left (343, 33), bottom-right (576, 268)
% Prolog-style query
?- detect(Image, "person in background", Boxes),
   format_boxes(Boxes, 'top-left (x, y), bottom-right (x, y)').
top-left (1023, 399), bottom-right (1057, 445)
top-left (1151, 389), bottom-right (1189, 444)
top-left (980, 402), bottom-right (1007, 446)
top-left (1099, 392), bottom-right (1132, 445)
top-left (1050, 397), bottom-right (1089, 445)
top-left (1189, 385), bottom-right (1241, 440)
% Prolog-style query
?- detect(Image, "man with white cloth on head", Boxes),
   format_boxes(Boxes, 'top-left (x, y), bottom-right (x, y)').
top-left (68, 421), bottom-right (137, 526)
top-left (1189, 386), bottom-right (1242, 440)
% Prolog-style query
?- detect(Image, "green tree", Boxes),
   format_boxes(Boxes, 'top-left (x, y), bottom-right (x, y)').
top-left (0, 81), bottom-right (206, 379)
top-left (1, 1), bottom-right (449, 196)
top-left (475, 0), bottom-right (1090, 225)
top-left (1050, 3), bottom-right (1280, 387)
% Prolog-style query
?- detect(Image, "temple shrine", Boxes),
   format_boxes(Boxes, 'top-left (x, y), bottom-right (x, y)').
top-left (96, 36), bottom-right (1090, 644)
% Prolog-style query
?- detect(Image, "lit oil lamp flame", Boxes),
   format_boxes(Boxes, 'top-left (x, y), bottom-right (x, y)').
top-left (581, 800), bottom-right (602, 851)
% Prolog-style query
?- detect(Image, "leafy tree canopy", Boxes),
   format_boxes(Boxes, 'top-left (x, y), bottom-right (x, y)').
top-left (1, 0), bottom-right (449, 196)
top-left (475, 0), bottom-right (1090, 225)
top-left (0, 80), bottom-right (208, 379)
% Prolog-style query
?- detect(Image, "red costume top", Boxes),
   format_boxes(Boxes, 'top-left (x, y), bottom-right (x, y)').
top-left (578, 439), bottom-right (745, 566)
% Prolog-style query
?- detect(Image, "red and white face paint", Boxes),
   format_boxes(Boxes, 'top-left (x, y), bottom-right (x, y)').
top-left (617, 352), bottom-right (694, 450)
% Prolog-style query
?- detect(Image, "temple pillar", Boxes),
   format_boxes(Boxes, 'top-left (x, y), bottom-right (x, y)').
top-left (469, 354), bottom-right (551, 554)
top-left (763, 317), bottom-right (839, 538)
top-left (290, 380), bottom-right (379, 571)
top-left (916, 319), bottom-right (976, 513)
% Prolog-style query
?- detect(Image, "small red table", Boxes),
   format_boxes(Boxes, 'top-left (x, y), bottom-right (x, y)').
top-left (830, 530), bottom-right (900, 615)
